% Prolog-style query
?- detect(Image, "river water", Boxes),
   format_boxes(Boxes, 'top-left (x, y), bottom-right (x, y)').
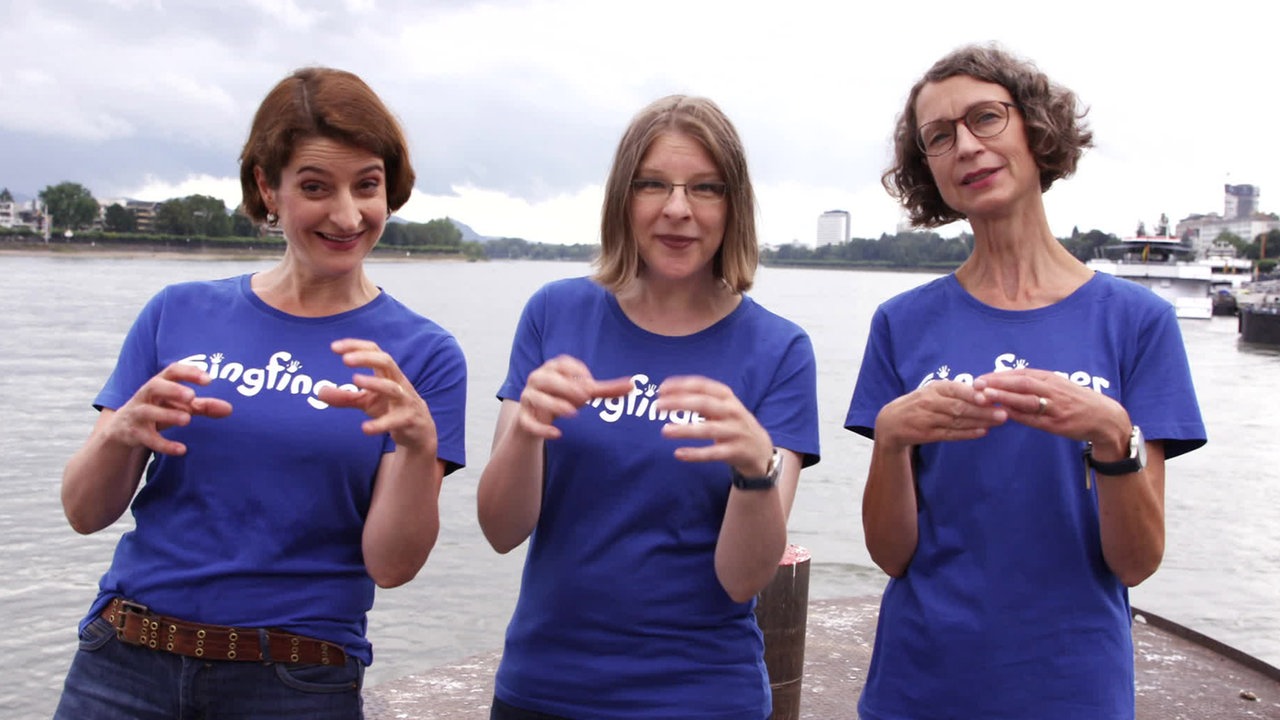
top-left (1, 254), bottom-right (1276, 718)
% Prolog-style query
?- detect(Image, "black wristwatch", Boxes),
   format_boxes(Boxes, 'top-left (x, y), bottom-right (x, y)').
top-left (1084, 425), bottom-right (1147, 476)
top-left (731, 449), bottom-right (782, 491)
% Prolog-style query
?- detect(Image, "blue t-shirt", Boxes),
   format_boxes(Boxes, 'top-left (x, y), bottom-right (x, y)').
top-left (82, 274), bottom-right (467, 665)
top-left (494, 277), bottom-right (820, 720)
top-left (846, 272), bottom-right (1206, 720)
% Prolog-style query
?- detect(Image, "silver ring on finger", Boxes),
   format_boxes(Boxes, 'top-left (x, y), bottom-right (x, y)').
top-left (1035, 396), bottom-right (1048, 416)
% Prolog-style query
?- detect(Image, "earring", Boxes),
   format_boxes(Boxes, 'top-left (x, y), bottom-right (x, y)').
top-left (266, 211), bottom-right (279, 227)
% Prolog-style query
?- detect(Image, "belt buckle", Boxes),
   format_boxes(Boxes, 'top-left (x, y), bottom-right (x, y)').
top-left (114, 599), bottom-right (149, 629)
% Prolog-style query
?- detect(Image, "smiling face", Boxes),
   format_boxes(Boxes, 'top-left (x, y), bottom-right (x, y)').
top-left (628, 131), bottom-right (728, 287)
top-left (256, 136), bottom-right (388, 278)
top-left (916, 75), bottom-right (1041, 222)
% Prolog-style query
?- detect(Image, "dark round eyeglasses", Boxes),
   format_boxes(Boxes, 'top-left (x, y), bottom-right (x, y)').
top-left (916, 101), bottom-right (1018, 157)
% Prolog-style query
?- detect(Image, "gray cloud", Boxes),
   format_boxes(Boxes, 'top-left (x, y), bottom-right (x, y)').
top-left (3, 0), bottom-right (1278, 243)
top-left (0, 1), bottom-right (638, 201)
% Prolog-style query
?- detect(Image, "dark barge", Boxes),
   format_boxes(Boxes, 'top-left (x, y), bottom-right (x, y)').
top-left (1240, 303), bottom-right (1280, 346)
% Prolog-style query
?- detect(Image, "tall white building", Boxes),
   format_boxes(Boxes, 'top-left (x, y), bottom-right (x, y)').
top-left (816, 210), bottom-right (850, 247)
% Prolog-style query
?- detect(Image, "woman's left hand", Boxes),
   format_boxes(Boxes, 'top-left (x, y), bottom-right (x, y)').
top-left (317, 338), bottom-right (437, 453)
top-left (653, 375), bottom-right (774, 477)
top-left (973, 368), bottom-right (1129, 446)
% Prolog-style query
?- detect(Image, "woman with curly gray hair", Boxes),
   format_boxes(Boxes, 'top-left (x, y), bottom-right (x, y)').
top-left (845, 44), bottom-right (1205, 719)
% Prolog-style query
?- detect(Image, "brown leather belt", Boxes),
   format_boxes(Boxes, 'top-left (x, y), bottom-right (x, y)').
top-left (101, 597), bottom-right (346, 665)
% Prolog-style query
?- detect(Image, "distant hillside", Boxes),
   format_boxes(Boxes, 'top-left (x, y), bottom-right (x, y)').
top-left (387, 215), bottom-right (494, 242)
top-left (448, 218), bottom-right (490, 243)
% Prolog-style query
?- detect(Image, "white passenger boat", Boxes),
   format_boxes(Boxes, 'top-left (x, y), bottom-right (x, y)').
top-left (1086, 237), bottom-right (1213, 320)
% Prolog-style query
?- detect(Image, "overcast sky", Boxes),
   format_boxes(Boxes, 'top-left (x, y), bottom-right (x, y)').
top-left (1, 0), bottom-right (1274, 246)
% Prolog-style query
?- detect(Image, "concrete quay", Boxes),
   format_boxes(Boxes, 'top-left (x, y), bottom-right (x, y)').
top-left (364, 597), bottom-right (1280, 719)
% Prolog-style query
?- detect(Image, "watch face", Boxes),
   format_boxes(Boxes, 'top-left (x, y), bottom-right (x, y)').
top-left (1133, 426), bottom-right (1147, 468)
top-left (767, 450), bottom-right (783, 482)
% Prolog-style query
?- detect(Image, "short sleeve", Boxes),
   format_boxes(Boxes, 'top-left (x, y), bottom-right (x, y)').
top-left (497, 286), bottom-right (549, 402)
top-left (1121, 301), bottom-right (1206, 459)
top-left (845, 306), bottom-right (904, 440)
top-left (414, 334), bottom-right (468, 475)
top-left (755, 330), bottom-right (820, 467)
top-left (95, 288), bottom-right (168, 411)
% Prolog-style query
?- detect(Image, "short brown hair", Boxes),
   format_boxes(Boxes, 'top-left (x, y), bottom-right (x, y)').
top-left (238, 67), bottom-right (415, 221)
top-left (883, 44), bottom-right (1094, 228)
top-left (594, 95), bottom-right (758, 293)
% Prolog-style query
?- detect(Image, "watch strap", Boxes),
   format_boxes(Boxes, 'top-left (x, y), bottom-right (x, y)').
top-left (1083, 425), bottom-right (1145, 476)
top-left (732, 449), bottom-right (782, 491)
top-left (1084, 448), bottom-right (1142, 476)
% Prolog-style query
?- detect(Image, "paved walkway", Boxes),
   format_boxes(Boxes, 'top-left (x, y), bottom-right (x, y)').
top-left (364, 597), bottom-right (1280, 719)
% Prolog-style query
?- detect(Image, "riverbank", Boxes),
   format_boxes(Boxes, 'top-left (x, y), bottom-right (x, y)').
top-left (2, 237), bottom-right (961, 272)
top-left (0, 240), bottom-right (470, 262)
top-left (762, 258), bottom-right (961, 274)
top-left (0, 243), bottom-right (281, 262)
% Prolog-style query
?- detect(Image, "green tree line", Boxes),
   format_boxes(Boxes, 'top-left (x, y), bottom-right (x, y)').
top-left (20, 181), bottom-right (1276, 268)
top-left (761, 228), bottom-right (1121, 269)
top-left (9, 181), bottom-right (595, 262)
top-left (763, 226), bottom-right (1276, 269)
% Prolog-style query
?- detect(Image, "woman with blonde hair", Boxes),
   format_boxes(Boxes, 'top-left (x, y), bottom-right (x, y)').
top-left (478, 94), bottom-right (820, 719)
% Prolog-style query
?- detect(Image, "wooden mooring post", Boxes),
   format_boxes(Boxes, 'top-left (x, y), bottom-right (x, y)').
top-left (754, 544), bottom-right (811, 720)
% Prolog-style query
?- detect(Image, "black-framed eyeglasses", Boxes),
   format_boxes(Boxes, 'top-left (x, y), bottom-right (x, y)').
top-left (630, 179), bottom-right (728, 204)
top-left (916, 101), bottom-right (1018, 157)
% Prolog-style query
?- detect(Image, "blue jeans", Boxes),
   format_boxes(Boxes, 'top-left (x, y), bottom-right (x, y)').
top-left (54, 615), bottom-right (365, 719)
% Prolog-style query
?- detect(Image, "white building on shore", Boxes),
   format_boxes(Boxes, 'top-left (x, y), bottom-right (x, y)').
top-left (816, 210), bottom-right (850, 247)
top-left (0, 196), bottom-right (50, 236)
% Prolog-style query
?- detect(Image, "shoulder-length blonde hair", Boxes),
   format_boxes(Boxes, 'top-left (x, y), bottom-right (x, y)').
top-left (594, 95), bottom-right (758, 293)
top-left (883, 43), bottom-right (1093, 228)
top-left (239, 67), bottom-right (415, 222)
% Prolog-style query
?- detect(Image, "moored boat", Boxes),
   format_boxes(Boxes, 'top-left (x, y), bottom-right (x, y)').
top-left (1200, 248), bottom-right (1254, 315)
top-left (1087, 237), bottom-right (1213, 319)
top-left (1212, 289), bottom-right (1239, 316)
top-left (1240, 303), bottom-right (1280, 346)
top-left (1236, 279), bottom-right (1280, 346)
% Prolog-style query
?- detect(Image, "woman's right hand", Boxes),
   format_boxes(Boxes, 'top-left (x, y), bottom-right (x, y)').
top-left (515, 355), bottom-right (632, 439)
top-left (62, 362), bottom-right (233, 534)
top-left (864, 380), bottom-right (1005, 577)
top-left (875, 379), bottom-right (1007, 452)
top-left (106, 362), bottom-right (233, 456)
top-left (478, 356), bottom-right (631, 553)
